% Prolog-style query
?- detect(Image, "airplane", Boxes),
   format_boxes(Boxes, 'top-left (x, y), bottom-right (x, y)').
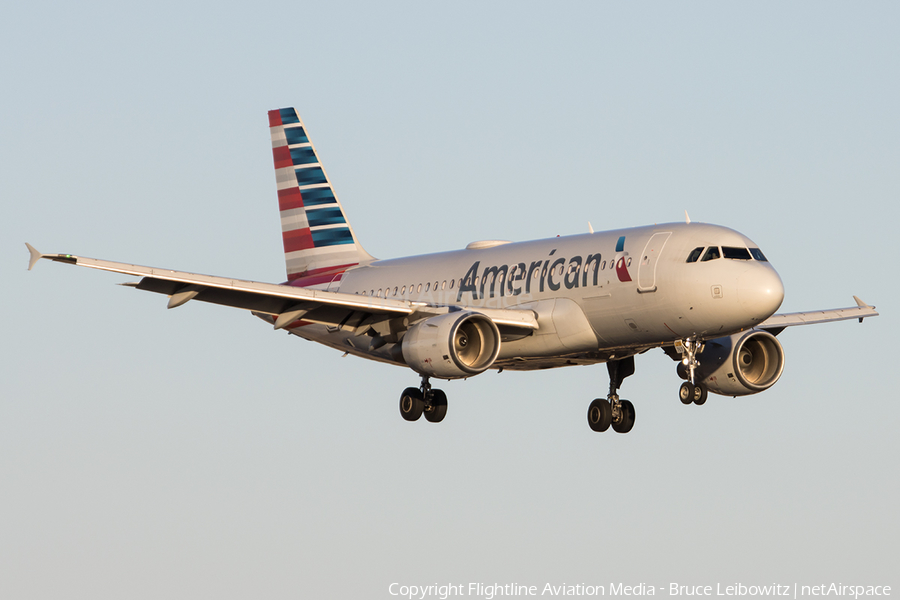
top-left (26, 107), bottom-right (879, 434)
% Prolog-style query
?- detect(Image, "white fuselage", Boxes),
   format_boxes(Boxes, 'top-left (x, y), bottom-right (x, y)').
top-left (286, 222), bottom-right (784, 372)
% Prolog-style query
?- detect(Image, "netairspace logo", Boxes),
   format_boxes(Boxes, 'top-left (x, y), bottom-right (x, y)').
top-left (387, 582), bottom-right (892, 600)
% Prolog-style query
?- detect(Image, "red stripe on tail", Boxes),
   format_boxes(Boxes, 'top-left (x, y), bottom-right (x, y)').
top-left (277, 187), bottom-right (304, 211)
top-left (287, 263), bottom-right (359, 285)
top-left (283, 228), bottom-right (315, 253)
top-left (272, 146), bottom-right (292, 169)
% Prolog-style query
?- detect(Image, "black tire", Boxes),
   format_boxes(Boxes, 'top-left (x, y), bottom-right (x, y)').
top-left (399, 387), bottom-right (424, 421)
top-left (587, 398), bottom-right (612, 432)
top-left (693, 383), bottom-right (708, 406)
top-left (612, 399), bottom-right (635, 433)
top-left (679, 382), bottom-right (695, 405)
top-left (424, 389), bottom-right (448, 423)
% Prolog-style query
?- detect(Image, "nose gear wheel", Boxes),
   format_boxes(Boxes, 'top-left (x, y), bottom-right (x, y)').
top-left (676, 338), bottom-right (709, 405)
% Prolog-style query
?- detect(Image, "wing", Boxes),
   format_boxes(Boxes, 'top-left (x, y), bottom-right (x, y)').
top-left (26, 244), bottom-right (538, 334)
top-left (758, 296), bottom-right (879, 335)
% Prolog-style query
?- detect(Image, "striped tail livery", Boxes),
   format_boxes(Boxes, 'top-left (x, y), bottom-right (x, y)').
top-left (268, 107), bottom-right (373, 288)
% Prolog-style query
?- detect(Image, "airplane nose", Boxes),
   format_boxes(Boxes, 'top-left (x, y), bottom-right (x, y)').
top-left (737, 266), bottom-right (784, 322)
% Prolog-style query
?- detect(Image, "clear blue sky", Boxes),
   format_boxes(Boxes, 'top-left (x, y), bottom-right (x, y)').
top-left (2, 2), bottom-right (897, 598)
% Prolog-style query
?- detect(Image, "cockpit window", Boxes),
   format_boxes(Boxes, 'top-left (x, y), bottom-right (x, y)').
top-left (750, 248), bottom-right (768, 261)
top-left (722, 246), bottom-right (752, 260)
top-left (686, 247), bottom-right (704, 263)
top-left (700, 246), bottom-right (721, 262)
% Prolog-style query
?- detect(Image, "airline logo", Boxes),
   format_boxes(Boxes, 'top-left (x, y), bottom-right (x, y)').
top-left (615, 236), bottom-right (632, 282)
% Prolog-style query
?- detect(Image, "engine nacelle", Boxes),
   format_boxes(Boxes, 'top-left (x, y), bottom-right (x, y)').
top-left (401, 311), bottom-right (501, 379)
top-left (683, 330), bottom-right (785, 396)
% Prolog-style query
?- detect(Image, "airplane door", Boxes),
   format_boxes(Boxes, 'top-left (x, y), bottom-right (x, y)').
top-left (637, 232), bottom-right (671, 292)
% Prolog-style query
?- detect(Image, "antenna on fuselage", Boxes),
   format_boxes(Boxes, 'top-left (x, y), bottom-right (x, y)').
top-left (685, 210), bottom-right (691, 224)
top-left (588, 222), bottom-right (594, 234)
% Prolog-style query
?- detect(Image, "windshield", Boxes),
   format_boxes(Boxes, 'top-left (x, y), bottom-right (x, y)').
top-left (722, 246), bottom-right (752, 260)
top-left (701, 247), bottom-right (720, 261)
top-left (750, 248), bottom-right (768, 261)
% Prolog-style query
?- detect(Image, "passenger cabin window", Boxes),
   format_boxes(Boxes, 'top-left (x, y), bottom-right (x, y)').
top-left (701, 247), bottom-right (721, 262)
top-left (723, 247), bottom-right (752, 260)
top-left (686, 247), bottom-right (704, 263)
top-left (750, 248), bottom-right (768, 261)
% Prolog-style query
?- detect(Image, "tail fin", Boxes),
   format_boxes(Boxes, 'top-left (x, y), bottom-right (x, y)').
top-left (268, 108), bottom-right (374, 286)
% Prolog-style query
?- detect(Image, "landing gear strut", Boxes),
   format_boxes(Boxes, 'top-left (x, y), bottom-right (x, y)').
top-left (399, 374), bottom-right (447, 423)
top-left (677, 338), bottom-right (708, 405)
top-left (587, 357), bottom-right (636, 434)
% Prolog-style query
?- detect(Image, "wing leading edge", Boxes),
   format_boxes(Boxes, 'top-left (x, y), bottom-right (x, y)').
top-left (25, 244), bottom-right (538, 334)
top-left (758, 296), bottom-right (878, 335)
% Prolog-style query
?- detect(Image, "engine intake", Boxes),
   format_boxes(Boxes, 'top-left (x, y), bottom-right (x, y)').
top-left (401, 311), bottom-right (501, 379)
top-left (688, 330), bottom-right (785, 396)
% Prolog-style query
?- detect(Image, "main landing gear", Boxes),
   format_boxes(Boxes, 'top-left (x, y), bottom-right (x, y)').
top-left (587, 357), bottom-right (636, 434)
top-left (677, 338), bottom-right (708, 405)
top-left (399, 375), bottom-right (447, 423)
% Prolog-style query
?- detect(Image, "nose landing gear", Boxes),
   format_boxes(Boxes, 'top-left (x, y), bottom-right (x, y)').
top-left (676, 338), bottom-right (708, 405)
top-left (399, 375), bottom-right (448, 423)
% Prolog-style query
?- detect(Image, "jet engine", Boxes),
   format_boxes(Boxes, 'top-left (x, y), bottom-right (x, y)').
top-left (683, 330), bottom-right (785, 396)
top-left (401, 311), bottom-right (501, 379)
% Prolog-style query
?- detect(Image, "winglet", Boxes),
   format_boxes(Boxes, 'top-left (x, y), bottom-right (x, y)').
top-left (853, 296), bottom-right (875, 323)
top-left (853, 295), bottom-right (871, 308)
top-left (25, 243), bottom-right (44, 271)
